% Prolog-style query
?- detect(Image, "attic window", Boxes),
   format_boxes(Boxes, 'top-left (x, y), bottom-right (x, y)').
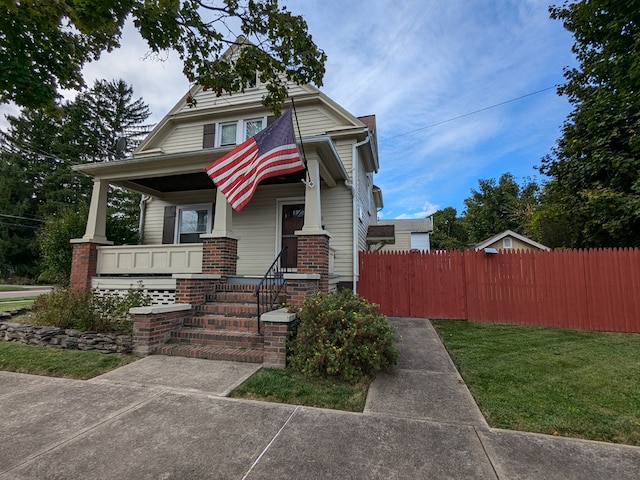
top-left (246, 73), bottom-right (258, 89)
top-left (503, 237), bottom-right (513, 249)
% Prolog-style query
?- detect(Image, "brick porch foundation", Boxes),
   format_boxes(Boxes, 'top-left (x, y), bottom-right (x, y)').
top-left (69, 242), bottom-right (101, 293)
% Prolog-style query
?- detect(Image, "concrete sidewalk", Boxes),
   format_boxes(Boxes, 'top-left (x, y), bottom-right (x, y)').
top-left (0, 317), bottom-right (639, 479)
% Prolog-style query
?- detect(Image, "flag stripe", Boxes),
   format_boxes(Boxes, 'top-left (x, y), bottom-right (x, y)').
top-left (205, 109), bottom-right (305, 212)
top-left (225, 153), bottom-right (304, 209)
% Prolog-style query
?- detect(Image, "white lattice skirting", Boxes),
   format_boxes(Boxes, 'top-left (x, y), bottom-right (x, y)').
top-left (91, 277), bottom-right (176, 305)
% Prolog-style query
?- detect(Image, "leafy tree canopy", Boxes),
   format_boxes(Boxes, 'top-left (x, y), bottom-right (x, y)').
top-left (540, 0), bottom-right (640, 247)
top-left (0, 79), bottom-right (151, 280)
top-left (429, 207), bottom-right (469, 250)
top-left (463, 173), bottom-right (540, 243)
top-left (0, 0), bottom-right (326, 113)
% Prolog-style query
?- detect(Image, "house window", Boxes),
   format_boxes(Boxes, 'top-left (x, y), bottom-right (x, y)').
top-left (244, 118), bottom-right (263, 139)
top-left (411, 232), bottom-right (430, 252)
top-left (216, 117), bottom-right (266, 147)
top-left (176, 205), bottom-right (212, 243)
top-left (220, 122), bottom-right (238, 146)
top-left (503, 237), bottom-right (513, 249)
top-left (246, 73), bottom-right (258, 89)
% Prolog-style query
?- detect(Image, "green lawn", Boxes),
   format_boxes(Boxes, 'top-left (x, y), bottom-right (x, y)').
top-left (0, 297), bottom-right (34, 311)
top-left (0, 342), bottom-right (138, 379)
top-left (0, 286), bottom-right (28, 292)
top-left (431, 320), bottom-right (640, 446)
top-left (230, 368), bottom-right (370, 412)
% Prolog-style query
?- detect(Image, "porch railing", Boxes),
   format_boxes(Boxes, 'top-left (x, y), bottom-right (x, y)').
top-left (96, 244), bottom-right (203, 275)
top-left (254, 247), bottom-right (288, 334)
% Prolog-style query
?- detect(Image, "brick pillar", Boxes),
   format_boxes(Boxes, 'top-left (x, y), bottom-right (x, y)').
top-left (69, 242), bottom-right (100, 293)
top-left (261, 309), bottom-right (296, 368)
top-left (296, 234), bottom-right (330, 292)
top-left (201, 237), bottom-right (238, 277)
top-left (284, 277), bottom-right (320, 307)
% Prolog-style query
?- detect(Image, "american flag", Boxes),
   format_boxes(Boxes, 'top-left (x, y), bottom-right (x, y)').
top-left (205, 109), bottom-right (305, 211)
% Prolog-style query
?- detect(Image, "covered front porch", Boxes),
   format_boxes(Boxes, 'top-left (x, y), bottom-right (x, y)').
top-left (70, 135), bottom-right (349, 306)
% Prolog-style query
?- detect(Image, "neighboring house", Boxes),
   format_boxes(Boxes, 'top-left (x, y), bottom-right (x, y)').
top-left (473, 230), bottom-right (550, 252)
top-left (369, 218), bottom-right (433, 252)
top-left (69, 38), bottom-right (382, 307)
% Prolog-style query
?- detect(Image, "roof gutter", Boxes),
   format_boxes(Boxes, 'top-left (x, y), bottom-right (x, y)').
top-left (346, 131), bottom-right (372, 293)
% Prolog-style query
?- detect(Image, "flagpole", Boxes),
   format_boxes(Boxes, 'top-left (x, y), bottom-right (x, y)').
top-left (290, 97), bottom-right (313, 187)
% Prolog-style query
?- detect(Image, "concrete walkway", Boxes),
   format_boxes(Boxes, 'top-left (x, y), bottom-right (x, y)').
top-left (1, 317), bottom-right (639, 479)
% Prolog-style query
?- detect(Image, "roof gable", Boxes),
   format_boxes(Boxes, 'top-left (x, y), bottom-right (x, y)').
top-left (474, 230), bottom-right (550, 251)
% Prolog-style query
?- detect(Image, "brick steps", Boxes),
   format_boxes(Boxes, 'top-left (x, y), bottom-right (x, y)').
top-left (153, 344), bottom-right (263, 363)
top-left (169, 328), bottom-right (264, 349)
top-left (198, 302), bottom-right (257, 318)
top-left (186, 314), bottom-right (259, 332)
top-left (155, 284), bottom-right (265, 363)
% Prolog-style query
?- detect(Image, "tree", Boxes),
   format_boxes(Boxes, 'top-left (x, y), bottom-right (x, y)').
top-left (429, 207), bottom-right (469, 250)
top-left (463, 173), bottom-right (540, 243)
top-left (540, 0), bottom-right (640, 247)
top-left (0, 0), bottom-right (326, 113)
top-left (0, 79), bottom-right (152, 280)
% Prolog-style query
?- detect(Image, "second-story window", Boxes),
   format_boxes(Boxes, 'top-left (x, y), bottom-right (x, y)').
top-left (220, 122), bottom-right (238, 146)
top-left (244, 118), bottom-right (263, 139)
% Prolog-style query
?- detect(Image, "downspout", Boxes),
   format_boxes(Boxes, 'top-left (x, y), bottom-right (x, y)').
top-left (346, 133), bottom-right (371, 293)
top-left (138, 194), bottom-right (150, 244)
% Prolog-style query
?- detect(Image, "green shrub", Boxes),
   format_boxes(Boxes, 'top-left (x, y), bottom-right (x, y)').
top-left (30, 286), bottom-right (151, 334)
top-left (288, 290), bottom-right (398, 383)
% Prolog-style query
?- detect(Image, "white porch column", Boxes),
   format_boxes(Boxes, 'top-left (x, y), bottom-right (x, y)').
top-left (300, 157), bottom-right (327, 235)
top-left (204, 189), bottom-right (238, 239)
top-left (81, 178), bottom-right (111, 244)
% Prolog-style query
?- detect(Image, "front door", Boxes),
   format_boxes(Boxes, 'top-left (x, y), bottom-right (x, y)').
top-left (281, 204), bottom-right (304, 269)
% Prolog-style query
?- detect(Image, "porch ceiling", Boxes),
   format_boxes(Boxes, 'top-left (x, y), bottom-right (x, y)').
top-left (73, 135), bottom-right (347, 196)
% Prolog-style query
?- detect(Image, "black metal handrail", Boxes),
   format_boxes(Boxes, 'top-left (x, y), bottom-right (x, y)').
top-left (254, 246), bottom-right (288, 334)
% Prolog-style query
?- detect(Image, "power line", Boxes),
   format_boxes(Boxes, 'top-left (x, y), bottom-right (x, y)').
top-left (383, 85), bottom-right (559, 141)
top-left (0, 214), bottom-right (45, 223)
top-left (0, 221), bottom-right (39, 229)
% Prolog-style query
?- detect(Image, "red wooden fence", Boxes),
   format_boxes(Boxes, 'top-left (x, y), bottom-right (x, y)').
top-left (358, 248), bottom-right (640, 333)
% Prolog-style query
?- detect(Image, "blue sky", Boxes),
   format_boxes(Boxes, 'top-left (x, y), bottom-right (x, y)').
top-left (1, 0), bottom-right (578, 219)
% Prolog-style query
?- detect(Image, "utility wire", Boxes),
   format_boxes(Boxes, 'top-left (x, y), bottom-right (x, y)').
top-left (0, 214), bottom-right (45, 223)
top-left (0, 221), bottom-right (40, 229)
top-left (384, 85), bottom-right (559, 141)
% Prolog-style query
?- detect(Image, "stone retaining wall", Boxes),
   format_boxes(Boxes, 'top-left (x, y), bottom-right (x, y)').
top-left (0, 316), bottom-right (132, 354)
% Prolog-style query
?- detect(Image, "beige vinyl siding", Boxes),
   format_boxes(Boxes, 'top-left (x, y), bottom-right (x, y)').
top-left (321, 185), bottom-right (354, 279)
top-left (380, 232), bottom-right (412, 252)
top-left (293, 105), bottom-right (350, 138)
top-left (158, 122), bottom-right (206, 155)
top-left (152, 105), bottom-right (341, 158)
top-left (142, 191), bottom-right (215, 245)
top-left (234, 184), bottom-right (303, 275)
top-left (176, 83), bottom-right (312, 114)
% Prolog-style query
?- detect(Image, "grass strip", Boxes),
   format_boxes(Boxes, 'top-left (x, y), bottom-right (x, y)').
top-left (0, 286), bottom-right (29, 292)
top-left (0, 298), bottom-right (34, 311)
top-left (432, 320), bottom-right (640, 446)
top-left (0, 342), bottom-right (138, 380)
top-left (230, 368), bottom-right (370, 412)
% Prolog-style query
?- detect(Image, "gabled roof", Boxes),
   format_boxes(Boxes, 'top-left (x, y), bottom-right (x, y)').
top-left (378, 218), bottom-right (433, 233)
top-left (473, 230), bottom-right (550, 251)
